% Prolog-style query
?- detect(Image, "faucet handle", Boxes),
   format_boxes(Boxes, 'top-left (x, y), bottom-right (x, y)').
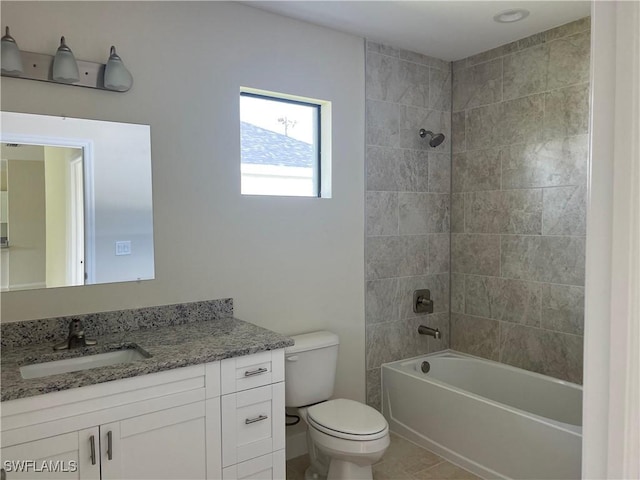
top-left (69, 319), bottom-right (85, 336)
top-left (413, 289), bottom-right (434, 314)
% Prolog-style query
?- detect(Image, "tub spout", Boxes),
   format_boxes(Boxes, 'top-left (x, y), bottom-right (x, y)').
top-left (418, 325), bottom-right (441, 339)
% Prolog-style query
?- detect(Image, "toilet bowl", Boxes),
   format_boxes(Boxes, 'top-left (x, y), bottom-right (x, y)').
top-left (284, 331), bottom-right (389, 480)
top-left (303, 399), bottom-right (390, 480)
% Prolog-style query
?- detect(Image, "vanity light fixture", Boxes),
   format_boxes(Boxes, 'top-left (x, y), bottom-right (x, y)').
top-left (493, 9), bottom-right (530, 23)
top-left (0, 26), bottom-right (133, 92)
top-left (1, 27), bottom-right (23, 76)
top-left (52, 36), bottom-right (79, 83)
top-left (104, 46), bottom-right (133, 92)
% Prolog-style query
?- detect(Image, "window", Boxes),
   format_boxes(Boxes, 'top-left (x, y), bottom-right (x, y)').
top-left (240, 90), bottom-right (326, 197)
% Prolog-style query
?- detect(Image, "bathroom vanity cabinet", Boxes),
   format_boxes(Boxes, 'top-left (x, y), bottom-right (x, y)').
top-left (0, 350), bottom-right (285, 480)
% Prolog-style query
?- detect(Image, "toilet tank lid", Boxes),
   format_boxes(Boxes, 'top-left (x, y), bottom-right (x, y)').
top-left (286, 331), bottom-right (339, 354)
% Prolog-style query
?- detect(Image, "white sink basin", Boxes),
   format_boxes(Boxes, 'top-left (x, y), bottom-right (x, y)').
top-left (20, 349), bottom-right (149, 379)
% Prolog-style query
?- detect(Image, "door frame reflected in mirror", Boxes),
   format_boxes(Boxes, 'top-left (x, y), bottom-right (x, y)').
top-left (1, 112), bottom-right (154, 291)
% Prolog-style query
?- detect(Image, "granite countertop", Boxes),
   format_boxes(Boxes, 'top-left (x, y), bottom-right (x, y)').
top-left (1, 317), bottom-right (294, 402)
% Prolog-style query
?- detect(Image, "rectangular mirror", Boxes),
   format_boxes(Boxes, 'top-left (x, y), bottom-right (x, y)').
top-left (0, 112), bottom-right (154, 291)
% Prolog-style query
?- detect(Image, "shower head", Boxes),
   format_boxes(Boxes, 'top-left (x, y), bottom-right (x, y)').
top-left (419, 129), bottom-right (446, 148)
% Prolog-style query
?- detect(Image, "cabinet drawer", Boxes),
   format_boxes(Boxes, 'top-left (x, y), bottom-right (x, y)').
top-left (221, 383), bottom-right (285, 467)
top-left (222, 450), bottom-right (285, 480)
top-left (221, 350), bottom-right (284, 395)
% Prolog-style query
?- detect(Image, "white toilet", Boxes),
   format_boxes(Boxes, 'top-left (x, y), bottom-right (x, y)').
top-left (285, 331), bottom-right (390, 480)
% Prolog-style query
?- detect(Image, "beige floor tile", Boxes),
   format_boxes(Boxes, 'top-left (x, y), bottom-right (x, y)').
top-left (286, 465), bottom-right (305, 480)
top-left (287, 454), bottom-right (310, 474)
top-left (411, 461), bottom-right (481, 480)
top-left (286, 433), bottom-right (478, 480)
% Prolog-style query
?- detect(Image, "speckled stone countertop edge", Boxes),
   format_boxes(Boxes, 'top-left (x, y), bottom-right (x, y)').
top-left (1, 317), bottom-right (294, 402)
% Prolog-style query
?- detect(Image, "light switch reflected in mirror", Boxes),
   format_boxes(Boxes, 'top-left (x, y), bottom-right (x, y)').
top-left (0, 112), bottom-right (154, 291)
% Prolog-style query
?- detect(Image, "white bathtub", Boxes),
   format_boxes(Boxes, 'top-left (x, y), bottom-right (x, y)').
top-left (381, 350), bottom-right (582, 480)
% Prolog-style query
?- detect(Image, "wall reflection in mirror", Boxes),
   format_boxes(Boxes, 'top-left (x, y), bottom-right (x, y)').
top-left (0, 112), bottom-right (154, 291)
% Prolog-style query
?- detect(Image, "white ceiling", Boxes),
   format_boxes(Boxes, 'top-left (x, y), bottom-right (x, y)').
top-left (244, 1), bottom-right (591, 61)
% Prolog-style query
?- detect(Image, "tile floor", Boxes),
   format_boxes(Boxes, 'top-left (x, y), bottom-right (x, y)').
top-left (286, 433), bottom-right (481, 480)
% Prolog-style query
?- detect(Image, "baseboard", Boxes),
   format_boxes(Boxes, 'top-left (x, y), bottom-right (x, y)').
top-left (286, 430), bottom-right (308, 460)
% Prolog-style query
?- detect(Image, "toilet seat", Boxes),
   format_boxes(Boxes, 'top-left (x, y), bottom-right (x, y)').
top-left (307, 398), bottom-right (389, 441)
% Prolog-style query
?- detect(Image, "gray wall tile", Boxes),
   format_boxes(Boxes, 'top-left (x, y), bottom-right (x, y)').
top-left (467, 95), bottom-right (543, 149)
top-left (428, 153), bottom-right (451, 193)
top-left (465, 275), bottom-right (541, 326)
top-left (547, 31), bottom-right (591, 90)
top-left (366, 235), bottom-right (403, 280)
top-left (466, 42), bottom-right (518, 67)
top-left (429, 68), bottom-right (452, 111)
top-left (452, 111), bottom-right (466, 153)
top-left (453, 58), bottom-right (502, 111)
top-left (452, 59), bottom-right (467, 73)
top-left (543, 185), bottom-right (587, 236)
top-left (451, 313), bottom-right (500, 360)
top-left (399, 193), bottom-right (449, 235)
top-left (452, 148), bottom-right (501, 192)
top-left (451, 193), bottom-right (464, 233)
top-left (367, 41), bottom-right (400, 57)
top-left (365, 42), bottom-right (451, 404)
top-left (501, 236), bottom-right (586, 285)
top-left (366, 52), bottom-right (430, 107)
top-left (517, 31), bottom-right (547, 51)
top-left (543, 84), bottom-right (590, 140)
top-left (451, 273), bottom-right (465, 313)
top-left (541, 284), bottom-right (585, 335)
top-left (367, 146), bottom-right (400, 191)
top-left (366, 368), bottom-right (382, 411)
top-left (546, 17), bottom-right (593, 38)
top-left (366, 317), bottom-right (432, 369)
top-left (366, 191), bottom-right (398, 236)
top-left (425, 312), bottom-right (450, 352)
top-left (397, 149), bottom-right (429, 192)
top-left (401, 235), bottom-right (430, 276)
top-left (366, 321), bottom-right (404, 369)
top-left (398, 273), bottom-right (449, 319)
top-left (428, 234), bottom-right (450, 274)
top-left (464, 189), bottom-right (542, 234)
top-left (399, 50), bottom-right (450, 71)
top-left (366, 100), bottom-right (400, 147)
top-left (501, 323), bottom-right (583, 383)
top-left (366, 278), bottom-right (400, 325)
top-left (545, 17), bottom-right (590, 42)
top-left (500, 94), bottom-right (544, 145)
top-left (466, 103), bottom-right (502, 150)
top-left (501, 135), bottom-right (589, 189)
top-left (503, 44), bottom-right (549, 100)
top-left (451, 234), bottom-right (501, 276)
top-left (400, 106), bottom-right (450, 151)
top-left (449, 18), bottom-right (589, 384)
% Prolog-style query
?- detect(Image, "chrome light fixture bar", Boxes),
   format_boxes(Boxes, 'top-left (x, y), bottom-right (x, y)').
top-left (0, 27), bottom-right (132, 92)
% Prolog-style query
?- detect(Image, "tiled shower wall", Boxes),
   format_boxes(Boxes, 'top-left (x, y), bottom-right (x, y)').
top-left (364, 42), bottom-right (452, 410)
top-left (450, 18), bottom-right (590, 384)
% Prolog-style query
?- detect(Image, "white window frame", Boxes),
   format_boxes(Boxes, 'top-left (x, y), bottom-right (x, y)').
top-left (240, 87), bottom-right (332, 198)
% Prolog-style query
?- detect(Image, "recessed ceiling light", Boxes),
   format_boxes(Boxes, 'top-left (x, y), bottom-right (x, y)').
top-left (493, 9), bottom-right (530, 23)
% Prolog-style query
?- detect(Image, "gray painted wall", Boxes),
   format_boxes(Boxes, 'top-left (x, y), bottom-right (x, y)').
top-left (450, 18), bottom-right (590, 384)
top-left (364, 42), bottom-right (452, 410)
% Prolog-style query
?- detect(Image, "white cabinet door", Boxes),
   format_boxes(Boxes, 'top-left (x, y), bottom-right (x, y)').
top-left (0, 428), bottom-right (99, 480)
top-left (101, 402), bottom-right (208, 480)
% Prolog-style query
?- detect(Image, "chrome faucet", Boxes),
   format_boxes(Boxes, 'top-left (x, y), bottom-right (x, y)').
top-left (418, 325), bottom-right (441, 339)
top-left (53, 319), bottom-right (97, 351)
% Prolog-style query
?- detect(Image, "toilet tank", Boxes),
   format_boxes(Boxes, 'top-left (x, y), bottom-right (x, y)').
top-left (285, 331), bottom-right (339, 407)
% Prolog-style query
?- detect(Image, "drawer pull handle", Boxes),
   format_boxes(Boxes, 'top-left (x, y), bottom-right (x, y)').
top-left (90, 434), bottom-right (96, 465)
top-left (245, 414), bottom-right (269, 425)
top-left (106, 430), bottom-right (113, 460)
top-left (244, 367), bottom-right (268, 377)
